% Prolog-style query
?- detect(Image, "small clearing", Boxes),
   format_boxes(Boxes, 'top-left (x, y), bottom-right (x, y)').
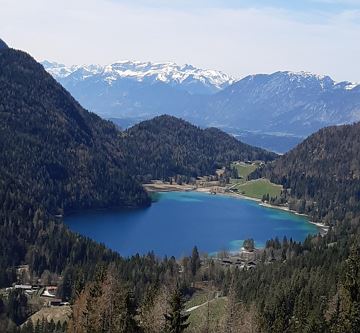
top-left (233, 178), bottom-right (282, 200)
top-left (25, 306), bottom-right (71, 326)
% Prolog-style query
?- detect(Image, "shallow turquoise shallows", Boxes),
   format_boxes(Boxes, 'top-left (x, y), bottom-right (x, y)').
top-left (65, 191), bottom-right (319, 257)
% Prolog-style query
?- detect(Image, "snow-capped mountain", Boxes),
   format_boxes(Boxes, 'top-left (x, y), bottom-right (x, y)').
top-left (195, 71), bottom-right (360, 136)
top-left (43, 60), bottom-right (360, 150)
top-left (42, 60), bottom-right (234, 95)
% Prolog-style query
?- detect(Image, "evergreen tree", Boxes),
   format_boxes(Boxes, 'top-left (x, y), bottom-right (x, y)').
top-left (242, 239), bottom-right (255, 252)
top-left (164, 288), bottom-right (190, 333)
top-left (190, 246), bottom-right (201, 277)
top-left (337, 245), bottom-right (360, 333)
top-left (223, 277), bottom-right (238, 333)
top-left (21, 320), bottom-right (34, 333)
top-left (6, 289), bottom-right (28, 326)
top-left (140, 285), bottom-right (169, 333)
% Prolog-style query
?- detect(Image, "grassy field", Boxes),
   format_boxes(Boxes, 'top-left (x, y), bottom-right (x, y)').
top-left (24, 305), bottom-right (71, 326)
top-left (230, 163), bottom-right (258, 185)
top-left (232, 162), bottom-right (258, 180)
top-left (185, 290), bottom-right (210, 310)
top-left (232, 163), bottom-right (258, 179)
top-left (186, 297), bottom-right (227, 332)
top-left (233, 178), bottom-right (282, 200)
top-left (185, 288), bottom-right (227, 332)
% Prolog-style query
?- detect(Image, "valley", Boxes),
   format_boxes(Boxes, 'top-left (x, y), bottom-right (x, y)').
top-left (43, 61), bottom-right (360, 153)
top-left (1, 34), bottom-right (360, 333)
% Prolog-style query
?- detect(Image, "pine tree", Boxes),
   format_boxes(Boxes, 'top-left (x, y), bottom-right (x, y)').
top-left (21, 320), bottom-right (34, 333)
top-left (336, 245), bottom-right (360, 333)
top-left (223, 276), bottom-right (239, 333)
top-left (34, 319), bottom-right (41, 333)
top-left (120, 289), bottom-right (139, 333)
top-left (7, 289), bottom-right (28, 326)
top-left (164, 288), bottom-right (190, 333)
top-left (190, 246), bottom-right (201, 277)
top-left (140, 285), bottom-right (168, 333)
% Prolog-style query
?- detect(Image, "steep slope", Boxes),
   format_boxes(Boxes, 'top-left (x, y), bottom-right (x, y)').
top-left (0, 47), bottom-right (150, 219)
top-left (199, 71), bottom-right (360, 136)
top-left (122, 115), bottom-right (276, 180)
top-left (0, 39), bottom-right (8, 49)
top-left (0, 44), bottom-right (171, 305)
top-left (0, 47), bottom-right (272, 218)
top-left (254, 122), bottom-right (360, 224)
top-left (0, 43), bottom-right (277, 294)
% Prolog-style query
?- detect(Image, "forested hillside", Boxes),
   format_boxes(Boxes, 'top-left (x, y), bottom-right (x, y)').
top-left (0, 48), bottom-right (271, 219)
top-left (123, 115), bottom-right (276, 180)
top-left (0, 46), bottom-right (170, 330)
top-left (252, 123), bottom-right (360, 224)
top-left (0, 48), bottom-right (151, 218)
top-left (0, 45), bottom-right (276, 331)
top-left (231, 121), bottom-right (360, 333)
top-left (3, 42), bottom-right (360, 333)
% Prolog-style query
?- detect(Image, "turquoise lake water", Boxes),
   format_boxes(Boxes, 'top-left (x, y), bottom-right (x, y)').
top-left (65, 191), bottom-right (319, 257)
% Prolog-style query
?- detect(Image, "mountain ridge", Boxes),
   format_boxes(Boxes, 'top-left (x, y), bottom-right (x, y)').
top-left (0, 38), bottom-right (8, 49)
top-left (0, 47), bottom-right (151, 216)
top-left (0, 45), bottom-right (275, 288)
top-left (1, 47), bottom-right (273, 216)
top-left (252, 121), bottom-right (360, 224)
top-left (43, 61), bottom-right (360, 140)
top-left (197, 70), bottom-right (360, 136)
top-left (42, 60), bottom-right (235, 95)
top-left (124, 115), bottom-right (276, 180)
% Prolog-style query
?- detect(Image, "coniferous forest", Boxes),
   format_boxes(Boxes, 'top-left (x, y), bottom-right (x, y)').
top-left (1, 43), bottom-right (360, 333)
top-left (252, 123), bottom-right (360, 225)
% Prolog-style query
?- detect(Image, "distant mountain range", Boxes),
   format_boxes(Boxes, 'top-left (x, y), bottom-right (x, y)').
top-left (1, 47), bottom-right (271, 214)
top-left (199, 71), bottom-right (360, 136)
top-left (0, 41), bottom-right (274, 281)
top-left (42, 60), bottom-right (360, 152)
top-left (42, 60), bottom-right (234, 95)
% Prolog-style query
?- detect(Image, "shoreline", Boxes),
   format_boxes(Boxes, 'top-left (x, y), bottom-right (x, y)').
top-left (143, 183), bottom-right (196, 192)
top-left (143, 183), bottom-right (329, 235)
top-left (258, 202), bottom-right (329, 235)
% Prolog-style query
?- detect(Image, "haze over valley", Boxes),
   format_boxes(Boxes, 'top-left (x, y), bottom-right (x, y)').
top-left (43, 60), bottom-right (360, 153)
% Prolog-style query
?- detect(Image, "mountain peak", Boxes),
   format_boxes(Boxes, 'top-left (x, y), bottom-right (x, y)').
top-left (42, 59), bottom-right (235, 95)
top-left (282, 70), bottom-right (329, 80)
top-left (237, 70), bottom-right (335, 92)
top-left (0, 39), bottom-right (9, 49)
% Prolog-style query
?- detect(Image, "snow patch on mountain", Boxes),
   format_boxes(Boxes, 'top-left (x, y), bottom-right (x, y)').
top-left (0, 38), bottom-right (9, 49)
top-left (41, 61), bottom-right (360, 138)
top-left (344, 82), bottom-right (359, 90)
top-left (42, 60), bottom-right (235, 95)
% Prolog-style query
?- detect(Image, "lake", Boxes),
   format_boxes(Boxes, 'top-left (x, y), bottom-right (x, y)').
top-left (65, 191), bottom-right (319, 257)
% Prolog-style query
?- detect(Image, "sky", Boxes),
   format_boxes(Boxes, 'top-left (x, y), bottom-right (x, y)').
top-left (1, 0), bottom-right (360, 82)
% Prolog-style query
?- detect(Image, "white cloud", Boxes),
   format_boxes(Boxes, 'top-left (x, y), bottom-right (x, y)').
top-left (0, 0), bottom-right (360, 82)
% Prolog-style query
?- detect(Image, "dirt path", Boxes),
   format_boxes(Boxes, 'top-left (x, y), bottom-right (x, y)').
top-left (186, 301), bottom-right (209, 313)
top-left (185, 296), bottom-right (226, 313)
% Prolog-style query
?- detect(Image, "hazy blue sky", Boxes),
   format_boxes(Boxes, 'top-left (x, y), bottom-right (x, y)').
top-left (1, 0), bottom-right (360, 81)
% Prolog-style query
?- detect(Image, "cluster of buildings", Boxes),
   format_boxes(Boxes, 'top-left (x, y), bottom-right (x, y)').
top-left (217, 257), bottom-right (257, 270)
top-left (6, 284), bottom-right (69, 307)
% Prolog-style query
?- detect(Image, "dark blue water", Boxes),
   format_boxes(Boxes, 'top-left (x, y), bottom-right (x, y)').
top-left (65, 191), bottom-right (318, 257)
